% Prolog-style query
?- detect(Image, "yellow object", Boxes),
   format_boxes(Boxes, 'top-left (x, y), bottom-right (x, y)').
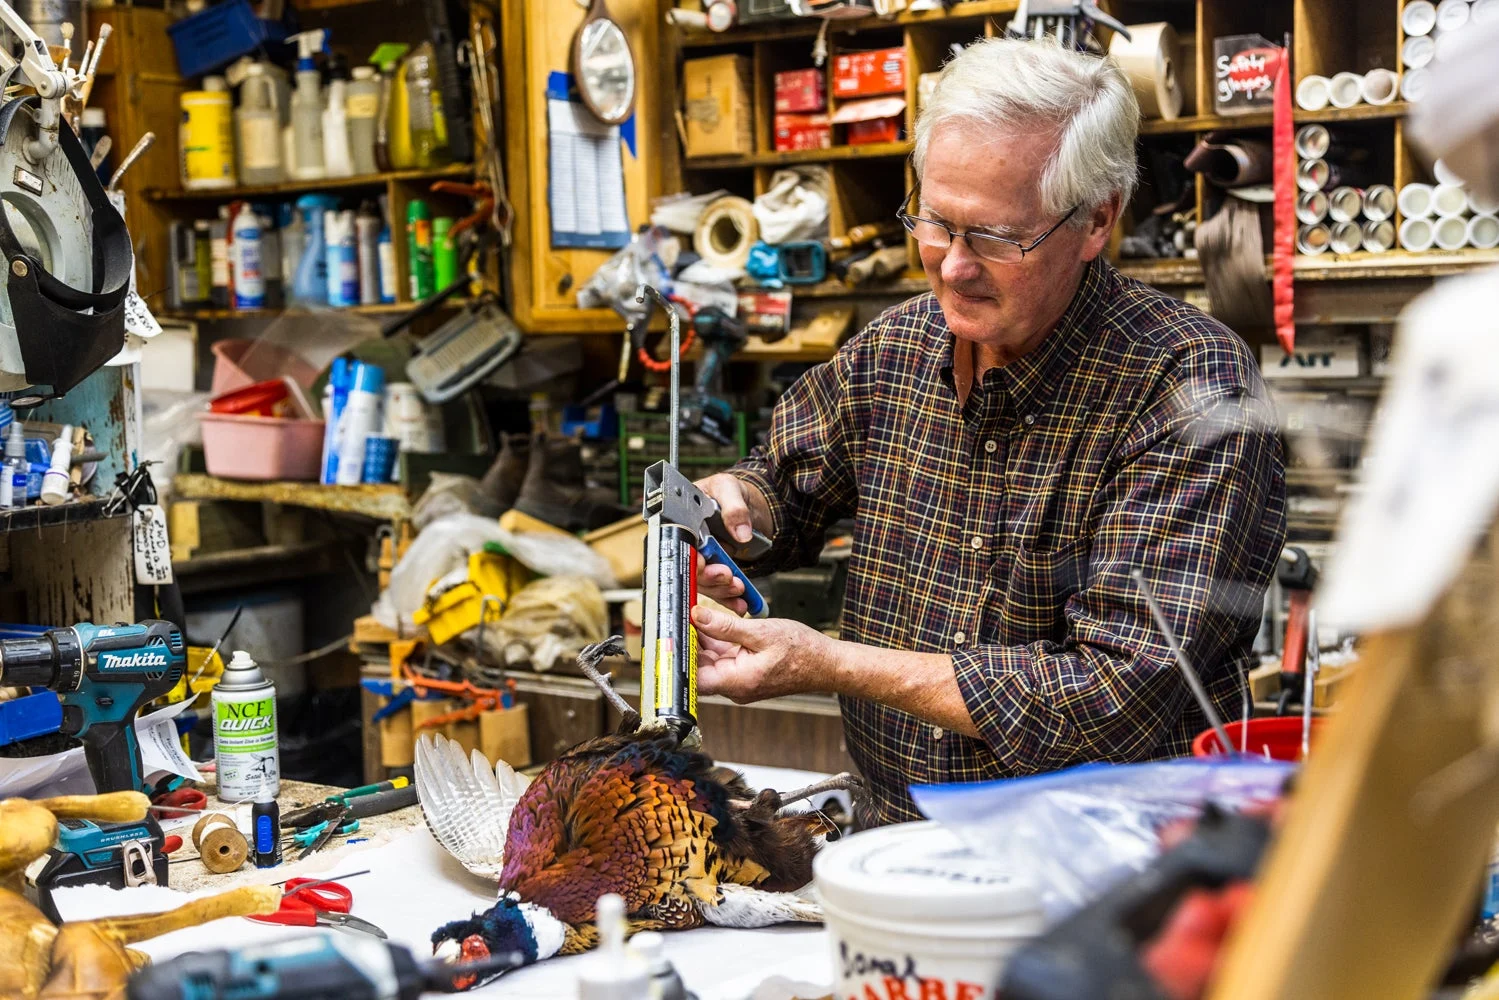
top-left (413, 549), bottom-right (534, 646)
top-left (388, 54), bottom-right (414, 169)
top-left (498, 508), bottom-right (573, 538)
top-left (584, 516), bottom-right (648, 587)
top-left (180, 89), bottom-right (236, 189)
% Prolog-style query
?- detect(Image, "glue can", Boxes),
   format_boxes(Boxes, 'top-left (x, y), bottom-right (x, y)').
top-left (212, 650), bottom-right (280, 801)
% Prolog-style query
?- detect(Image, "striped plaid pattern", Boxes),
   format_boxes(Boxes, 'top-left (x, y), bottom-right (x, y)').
top-left (732, 259), bottom-right (1287, 825)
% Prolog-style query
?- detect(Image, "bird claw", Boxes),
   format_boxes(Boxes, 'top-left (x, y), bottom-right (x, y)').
top-left (775, 772), bottom-right (866, 813)
top-left (434, 939), bottom-right (461, 964)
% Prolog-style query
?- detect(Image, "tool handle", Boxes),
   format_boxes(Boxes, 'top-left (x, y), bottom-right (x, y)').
top-left (330, 777), bottom-right (408, 803)
top-left (345, 784), bottom-right (418, 819)
top-left (699, 537), bottom-right (767, 618)
top-left (82, 722), bottom-right (143, 792)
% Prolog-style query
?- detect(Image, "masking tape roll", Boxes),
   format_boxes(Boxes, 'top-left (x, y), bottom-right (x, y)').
top-left (694, 196), bottom-right (759, 272)
top-left (1109, 23), bottom-right (1183, 121)
top-left (193, 812), bottom-right (249, 874)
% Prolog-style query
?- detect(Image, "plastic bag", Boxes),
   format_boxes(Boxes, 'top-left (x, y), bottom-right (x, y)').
top-left (469, 575), bottom-right (608, 672)
top-left (911, 758), bottom-right (1293, 922)
top-left (141, 391), bottom-right (210, 497)
top-left (753, 168), bottom-right (830, 244)
top-left (411, 473), bottom-right (504, 531)
top-left (576, 226), bottom-right (679, 321)
top-left (499, 530), bottom-right (617, 590)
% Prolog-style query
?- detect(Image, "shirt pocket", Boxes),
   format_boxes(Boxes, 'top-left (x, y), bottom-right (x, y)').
top-left (994, 533), bottom-right (1091, 645)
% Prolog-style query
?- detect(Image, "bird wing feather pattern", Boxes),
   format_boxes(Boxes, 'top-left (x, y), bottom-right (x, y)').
top-left (415, 733), bottom-right (530, 880)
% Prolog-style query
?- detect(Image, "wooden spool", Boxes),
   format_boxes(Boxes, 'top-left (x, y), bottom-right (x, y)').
top-left (191, 812), bottom-right (248, 874)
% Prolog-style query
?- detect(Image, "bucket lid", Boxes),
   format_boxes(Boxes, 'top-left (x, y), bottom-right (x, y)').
top-left (814, 821), bottom-right (1041, 923)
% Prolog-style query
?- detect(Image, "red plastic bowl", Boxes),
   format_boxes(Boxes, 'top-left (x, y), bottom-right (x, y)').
top-left (1193, 716), bottom-right (1323, 761)
top-left (209, 378), bottom-right (288, 416)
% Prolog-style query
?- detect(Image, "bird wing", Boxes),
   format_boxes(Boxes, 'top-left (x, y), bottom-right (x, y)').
top-left (415, 733), bottom-right (531, 880)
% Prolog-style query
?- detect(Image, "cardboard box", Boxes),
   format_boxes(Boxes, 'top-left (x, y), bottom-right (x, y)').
top-left (833, 46), bottom-right (907, 98)
top-left (684, 54), bottom-right (754, 158)
top-left (1260, 337), bottom-right (1363, 379)
top-left (831, 96), bottom-right (904, 146)
top-left (775, 68), bottom-right (826, 113)
top-left (847, 116), bottom-right (900, 145)
top-left (1213, 35), bottom-right (1285, 116)
top-left (774, 112), bottom-right (832, 151)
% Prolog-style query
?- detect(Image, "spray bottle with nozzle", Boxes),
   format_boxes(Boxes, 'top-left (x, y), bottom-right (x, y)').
top-left (288, 29), bottom-right (328, 180)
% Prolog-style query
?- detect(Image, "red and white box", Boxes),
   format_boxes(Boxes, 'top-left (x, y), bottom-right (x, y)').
top-left (832, 46), bottom-right (907, 98)
top-left (775, 68), bottom-right (826, 113)
top-left (774, 113), bottom-right (832, 152)
top-left (832, 97), bottom-right (905, 147)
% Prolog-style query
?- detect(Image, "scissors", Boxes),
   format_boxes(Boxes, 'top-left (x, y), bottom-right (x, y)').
top-left (248, 877), bottom-right (387, 938)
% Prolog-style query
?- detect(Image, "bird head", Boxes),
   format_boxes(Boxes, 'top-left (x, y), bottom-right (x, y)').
top-left (432, 895), bottom-right (563, 990)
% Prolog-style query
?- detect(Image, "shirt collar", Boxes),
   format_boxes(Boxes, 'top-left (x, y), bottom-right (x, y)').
top-left (937, 257), bottom-right (1111, 414)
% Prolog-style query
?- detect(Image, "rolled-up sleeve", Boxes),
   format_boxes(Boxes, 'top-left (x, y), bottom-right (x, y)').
top-left (729, 327), bottom-right (874, 573)
top-left (952, 386), bottom-right (1285, 773)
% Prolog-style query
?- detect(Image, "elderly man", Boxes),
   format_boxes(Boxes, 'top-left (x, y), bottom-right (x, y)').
top-left (691, 38), bottom-right (1286, 825)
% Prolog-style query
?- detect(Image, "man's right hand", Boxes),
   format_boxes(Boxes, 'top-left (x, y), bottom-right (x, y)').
top-left (694, 473), bottom-right (770, 616)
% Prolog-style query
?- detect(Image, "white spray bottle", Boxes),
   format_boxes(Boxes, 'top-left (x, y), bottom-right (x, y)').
top-left (288, 30), bottom-right (327, 180)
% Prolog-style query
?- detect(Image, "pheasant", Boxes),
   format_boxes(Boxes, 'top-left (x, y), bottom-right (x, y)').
top-left (416, 637), bottom-right (861, 986)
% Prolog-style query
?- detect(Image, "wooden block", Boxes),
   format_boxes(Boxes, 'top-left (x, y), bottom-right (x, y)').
top-left (352, 615), bottom-right (426, 647)
top-left (411, 697), bottom-right (461, 734)
top-left (169, 501), bottom-right (202, 562)
top-left (448, 717), bottom-right (480, 759)
top-left (378, 695), bottom-right (415, 769)
top-left (479, 705), bottom-right (531, 769)
top-left (583, 516), bottom-right (647, 587)
top-left (499, 508), bottom-right (574, 537)
top-left (1249, 661), bottom-right (1281, 702)
top-left (1313, 664), bottom-right (1353, 709)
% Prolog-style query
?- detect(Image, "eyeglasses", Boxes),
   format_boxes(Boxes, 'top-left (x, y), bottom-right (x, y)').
top-left (896, 189), bottom-right (1080, 264)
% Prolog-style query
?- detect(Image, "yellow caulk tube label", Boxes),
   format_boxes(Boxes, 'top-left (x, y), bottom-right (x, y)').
top-left (641, 516), bottom-right (699, 731)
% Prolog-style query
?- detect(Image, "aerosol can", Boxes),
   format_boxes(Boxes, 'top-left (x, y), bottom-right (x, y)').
top-left (212, 650), bottom-right (280, 801)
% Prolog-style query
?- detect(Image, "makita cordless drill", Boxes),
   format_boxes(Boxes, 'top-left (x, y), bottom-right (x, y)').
top-left (0, 621), bottom-right (185, 792)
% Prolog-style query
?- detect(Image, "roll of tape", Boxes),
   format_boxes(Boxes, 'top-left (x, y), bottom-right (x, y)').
top-left (1109, 22), bottom-right (1183, 121)
top-left (694, 196), bottom-right (758, 272)
top-left (192, 812), bottom-right (249, 874)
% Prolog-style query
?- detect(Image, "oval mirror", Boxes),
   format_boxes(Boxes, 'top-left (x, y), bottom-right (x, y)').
top-left (573, 0), bottom-right (636, 126)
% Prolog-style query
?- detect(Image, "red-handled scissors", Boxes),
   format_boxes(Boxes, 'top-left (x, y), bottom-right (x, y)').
top-left (248, 877), bottom-right (387, 938)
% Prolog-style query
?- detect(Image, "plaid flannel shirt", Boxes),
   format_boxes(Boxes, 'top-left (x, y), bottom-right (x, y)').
top-left (731, 259), bottom-right (1287, 825)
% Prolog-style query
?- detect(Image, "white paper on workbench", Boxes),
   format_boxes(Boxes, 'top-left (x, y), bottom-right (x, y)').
top-left (51, 764), bottom-right (836, 1000)
top-left (0, 698), bottom-right (200, 798)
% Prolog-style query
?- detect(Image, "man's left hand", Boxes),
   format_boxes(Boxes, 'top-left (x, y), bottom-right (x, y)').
top-left (691, 605), bottom-right (837, 704)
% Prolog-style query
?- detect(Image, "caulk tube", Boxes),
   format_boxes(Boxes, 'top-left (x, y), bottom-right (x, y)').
top-left (40, 426), bottom-right (72, 505)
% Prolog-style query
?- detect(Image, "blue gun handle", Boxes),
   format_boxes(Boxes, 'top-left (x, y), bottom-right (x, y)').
top-left (699, 536), bottom-right (767, 618)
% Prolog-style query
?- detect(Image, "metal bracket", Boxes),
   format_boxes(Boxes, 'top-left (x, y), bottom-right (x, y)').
top-left (121, 839), bottom-right (156, 887)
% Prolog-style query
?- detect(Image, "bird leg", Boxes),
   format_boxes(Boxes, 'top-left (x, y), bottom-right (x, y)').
top-left (774, 772), bottom-right (865, 813)
top-left (576, 636), bottom-right (635, 724)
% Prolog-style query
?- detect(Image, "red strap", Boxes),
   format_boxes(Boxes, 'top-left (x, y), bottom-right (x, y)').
top-left (1272, 44), bottom-right (1296, 355)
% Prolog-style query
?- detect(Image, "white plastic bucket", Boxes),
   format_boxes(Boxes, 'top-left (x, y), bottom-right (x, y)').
top-left (815, 821), bottom-right (1044, 1000)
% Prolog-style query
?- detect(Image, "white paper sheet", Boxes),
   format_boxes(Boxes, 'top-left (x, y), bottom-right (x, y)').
top-left (0, 697), bottom-right (201, 798)
top-left (1320, 267), bottom-right (1499, 630)
top-left (547, 96), bottom-right (630, 249)
top-left (53, 764), bottom-right (836, 1000)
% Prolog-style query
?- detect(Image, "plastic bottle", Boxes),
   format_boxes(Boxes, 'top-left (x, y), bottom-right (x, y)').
top-left (347, 66), bottom-right (380, 175)
top-left (321, 357), bottom-right (352, 484)
top-left (252, 782), bottom-right (282, 868)
top-left (407, 199), bottom-right (434, 300)
top-left (192, 220), bottom-right (213, 302)
top-left (334, 362), bottom-right (385, 486)
top-left (259, 209), bottom-right (284, 309)
top-left (288, 30), bottom-right (327, 180)
top-left (81, 107), bottom-right (109, 185)
top-left (209, 206), bottom-right (232, 308)
top-left (229, 203), bottom-right (266, 310)
top-left (3, 423), bottom-right (24, 509)
top-left (322, 54), bottom-right (354, 179)
top-left (180, 77), bottom-right (236, 189)
top-left (324, 209), bottom-right (359, 307)
top-left (278, 202), bottom-right (302, 296)
top-left (577, 894), bottom-right (651, 1000)
top-left (212, 650), bottom-right (280, 801)
top-left (377, 224), bottom-right (397, 304)
top-left (39, 425), bottom-right (72, 506)
top-left (236, 62), bottom-right (284, 186)
top-left (628, 932), bottom-right (688, 1000)
top-left (356, 202), bottom-right (382, 305)
top-left (369, 43), bottom-right (411, 171)
top-left (403, 43), bottom-right (448, 168)
top-left (291, 194), bottom-right (337, 306)
top-left (168, 221), bottom-right (207, 308)
top-left (432, 216), bottom-right (457, 292)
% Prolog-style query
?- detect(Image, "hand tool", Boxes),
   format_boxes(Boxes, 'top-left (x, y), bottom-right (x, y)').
top-left (635, 285), bottom-right (772, 741)
top-left (0, 620), bottom-right (186, 792)
top-left (29, 813), bottom-right (169, 921)
top-left (1274, 546), bottom-right (1318, 716)
top-left (127, 936), bottom-right (526, 1000)
top-left (249, 877), bottom-right (388, 938)
top-left (681, 305), bottom-right (747, 447)
top-left (150, 783), bottom-right (207, 819)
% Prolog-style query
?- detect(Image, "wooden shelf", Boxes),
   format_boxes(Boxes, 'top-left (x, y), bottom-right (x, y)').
top-left (792, 275), bottom-right (930, 298)
top-left (679, 0), bottom-right (1018, 47)
top-left (159, 301), bottom-right (461, 322)
top-left (0, 497), bottom-right (123, 533)
top-left (144, 164), bottom-right (474, 203)
top-left (1139, 102), bottom-right (1411, 136)
top-left (172, 475), bottom-right (412, 521)
top-left (685, 141), bottom-right (912, 170)
top-left (1115, 248), bottom-right (1499, 286)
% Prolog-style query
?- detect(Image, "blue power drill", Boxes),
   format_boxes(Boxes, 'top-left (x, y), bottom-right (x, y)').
top-left (0, 620), bottom-right (185, 792)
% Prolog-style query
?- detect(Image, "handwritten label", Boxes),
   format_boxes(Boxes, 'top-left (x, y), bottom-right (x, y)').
top-left (133, 504), bottom-right (173, 585)
top-left (838, 942), bottom-right (988, 1000)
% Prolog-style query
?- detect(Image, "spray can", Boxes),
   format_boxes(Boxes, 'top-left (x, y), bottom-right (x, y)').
top-left (377, 224), bottom-right (397, 304)
top-left (356, 202), bottom-right (382, 305)
top-left (407, 199), bottom-right (434, 300)
top-left (433, 216), bottom-right (457, 292)
top-left (334, 362), bottom-right (385, 486)
top-left (321, 357), bottom-right (352, 485)
top-left (230, 204), bottom-right (266, 310)
top-left (324, 209), bottom-right (359, 307)
top-left (209, 207), bottom-right (232, 309)
top-left (212, 650), bottom-right (280, 801)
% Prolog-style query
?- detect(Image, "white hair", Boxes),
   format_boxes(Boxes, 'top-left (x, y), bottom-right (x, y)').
top-left (913, 37), bottom-right (1140, 223)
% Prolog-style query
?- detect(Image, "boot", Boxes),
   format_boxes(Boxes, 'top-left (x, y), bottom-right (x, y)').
top-left (514, 432), bottom-right (630, 532)
top-left (479, 433), bottom-right (530, 509)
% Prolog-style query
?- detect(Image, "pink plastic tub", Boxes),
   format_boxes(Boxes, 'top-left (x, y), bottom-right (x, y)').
top-left (200, 413), bottom-right (326, 481)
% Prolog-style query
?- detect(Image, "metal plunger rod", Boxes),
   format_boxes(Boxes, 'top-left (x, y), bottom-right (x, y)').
top-left (1131, 569), bottom-right (1235, 754)
top-left (634, 284), bottom-right (679, 468)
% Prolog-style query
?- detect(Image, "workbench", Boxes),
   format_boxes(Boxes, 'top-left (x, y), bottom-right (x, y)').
top-left (55, 767), bottom-right (835, 1000)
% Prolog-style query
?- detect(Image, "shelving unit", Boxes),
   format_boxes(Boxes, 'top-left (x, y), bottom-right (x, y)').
top-left (144, 164), bottom-right (474, 203)
top-left (172, 475), bottom-right (412, 522)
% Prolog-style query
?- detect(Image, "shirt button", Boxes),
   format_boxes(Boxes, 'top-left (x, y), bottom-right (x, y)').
top-left (970, 535), bottom-right (984, 550)
top-left (1024, 414), bottom-right (1036, 426)
top-left (953, 631), bottom-right (966, 645)
top-left (931, 726), bottom-right (945, 740)
top-left (984, 439), bottom-right (998, 454)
